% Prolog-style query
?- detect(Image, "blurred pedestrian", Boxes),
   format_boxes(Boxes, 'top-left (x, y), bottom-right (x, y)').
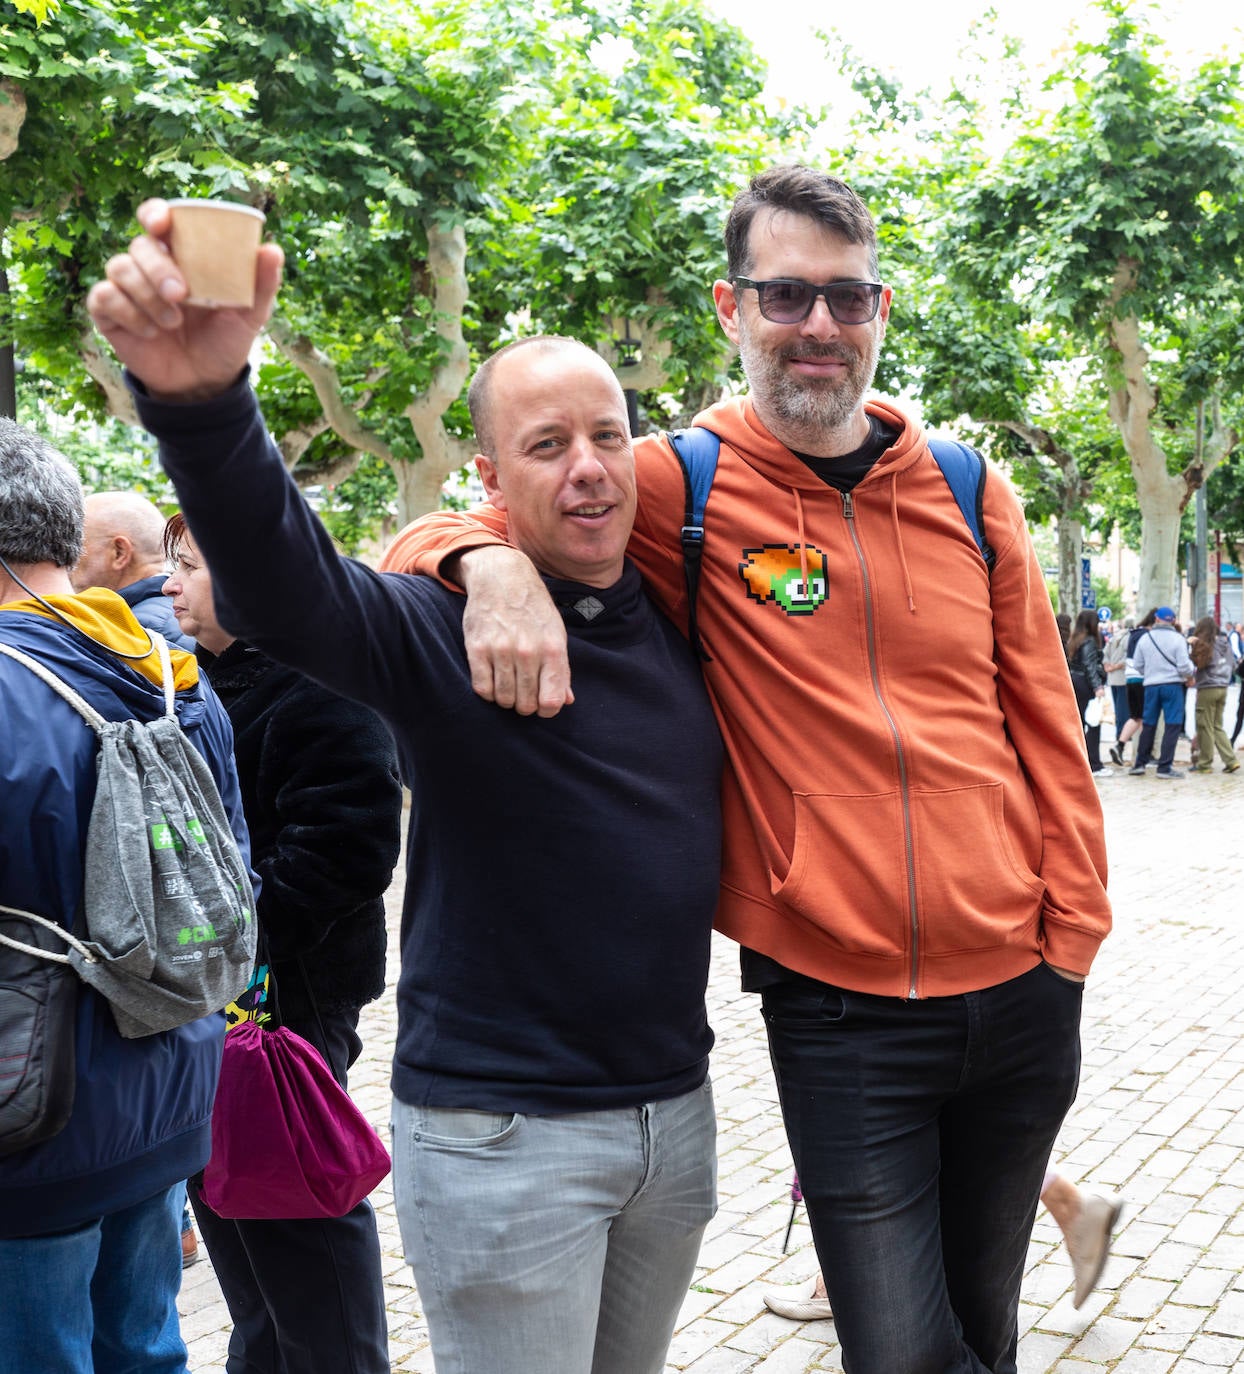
top-left (1067, 609), bottom-right (1111, 776)
top-left (1102, 618), bottom-right (1131, 748)
top-left (1188, 615), bottom-right (1240, 774)
top-left (1129, 607), bottom-right (1194, 779)
top-left (1110, 609), bottom-right (1156, 767)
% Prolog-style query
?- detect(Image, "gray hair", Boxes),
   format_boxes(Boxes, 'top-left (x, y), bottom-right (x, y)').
top-left (0, 417), bottom-right (85, 569)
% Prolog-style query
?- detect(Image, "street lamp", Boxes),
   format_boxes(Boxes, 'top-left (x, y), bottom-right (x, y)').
top-left (613, 318), bottom-right (642, 437)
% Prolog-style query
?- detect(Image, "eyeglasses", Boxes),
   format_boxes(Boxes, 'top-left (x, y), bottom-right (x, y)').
top-left (732, 278), bottom-right (884, 325)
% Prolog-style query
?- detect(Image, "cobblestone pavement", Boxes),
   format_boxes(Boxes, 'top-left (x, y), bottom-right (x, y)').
top-left (179, 736), bottom-right (1244, 1373)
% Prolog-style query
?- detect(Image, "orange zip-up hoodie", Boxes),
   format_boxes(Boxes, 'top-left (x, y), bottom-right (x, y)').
top-left (384, 395), bottom-right (1111, 998)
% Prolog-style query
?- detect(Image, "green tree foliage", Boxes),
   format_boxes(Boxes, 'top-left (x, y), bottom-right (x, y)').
top-left (942, 2), bottom-right (1244, 609)
top-left (1, 0), bottom-right (792, 532)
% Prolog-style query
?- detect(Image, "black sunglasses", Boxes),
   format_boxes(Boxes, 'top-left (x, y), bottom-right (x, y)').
top-left (732, 277), bottom-right (884, 325)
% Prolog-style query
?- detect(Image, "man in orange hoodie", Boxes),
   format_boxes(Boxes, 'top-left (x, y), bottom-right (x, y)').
top-left (390, 165), bottom-right (1113, 1374)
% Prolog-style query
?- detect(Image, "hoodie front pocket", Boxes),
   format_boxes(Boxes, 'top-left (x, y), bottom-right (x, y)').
top-left (910, 782), bottom-right (1045, 954)
top-left (770, 791), bottom-right (911, 959)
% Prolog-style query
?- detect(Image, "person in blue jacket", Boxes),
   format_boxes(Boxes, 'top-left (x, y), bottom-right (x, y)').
top-left (0, 417), bottom-right (252, 1374)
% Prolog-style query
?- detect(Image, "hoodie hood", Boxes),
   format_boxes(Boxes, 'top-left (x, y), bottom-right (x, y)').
top-left (691, 394), bottom-right (928, 490)
top-left (0, 589), bottom-right (205, 728)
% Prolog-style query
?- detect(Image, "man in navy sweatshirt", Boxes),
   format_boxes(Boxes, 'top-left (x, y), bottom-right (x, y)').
top-left (87, 202), bottom-right (723, 1374)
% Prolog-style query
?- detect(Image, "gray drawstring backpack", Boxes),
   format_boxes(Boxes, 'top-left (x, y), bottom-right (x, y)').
top-left (0, 633), bottom-right (257, 1040)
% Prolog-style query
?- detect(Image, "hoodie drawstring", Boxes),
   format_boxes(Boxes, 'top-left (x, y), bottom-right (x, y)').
top-left (889, 474), bottom-right (917, 613)
top-left (793, 488), bottom-right (810, 595)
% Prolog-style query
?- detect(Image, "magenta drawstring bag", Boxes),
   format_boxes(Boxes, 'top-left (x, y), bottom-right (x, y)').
top-left (200, 1019), bottom-right (390, 1219)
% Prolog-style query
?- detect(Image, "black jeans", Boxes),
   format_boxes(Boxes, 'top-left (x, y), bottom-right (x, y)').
top-left (762, 963), bottom-right (1082, 1374)
top-left (189, 1008), bottom-right (389, 1374)
top-left (1070, 669), bottom-right (1103, 768)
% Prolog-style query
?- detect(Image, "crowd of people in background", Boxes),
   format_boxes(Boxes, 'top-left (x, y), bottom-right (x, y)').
top-left (1062, 606), bottom-right (1243, 781)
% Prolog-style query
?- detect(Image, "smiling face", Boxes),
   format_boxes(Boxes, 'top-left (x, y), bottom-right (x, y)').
top-left (474, 343), bottom-right (636, 589)
top-left (714, 208), bottom-right (892, 456)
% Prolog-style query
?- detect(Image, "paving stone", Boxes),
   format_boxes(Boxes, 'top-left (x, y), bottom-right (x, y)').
top-left (175, 757), bottom-right (1244, 1372)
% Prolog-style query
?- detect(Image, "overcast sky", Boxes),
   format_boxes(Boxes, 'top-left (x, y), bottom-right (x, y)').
top-left (704, 0), bottom-right (1240, 110)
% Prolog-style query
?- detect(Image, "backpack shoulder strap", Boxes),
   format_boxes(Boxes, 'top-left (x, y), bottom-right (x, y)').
top-left (668, 427), bottom-right (721, 661)
top-left (0, 641), bottom-right (107, 734)
top-left (927, 438), bottom-right (995, 575)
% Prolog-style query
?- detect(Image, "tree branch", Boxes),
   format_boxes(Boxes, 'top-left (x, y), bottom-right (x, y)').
top-left (267, 315), bottom-right (395, 464)
top-left (0, 81), bottom-right (26, 162)
top-left (403, 218), bottom-right (470, 430)
top-left (79, 326), bottom-right (139, 425)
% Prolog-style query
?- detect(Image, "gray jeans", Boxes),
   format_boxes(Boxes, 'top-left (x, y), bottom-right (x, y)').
top-left (391, 1081), bottom-right (717, 1374)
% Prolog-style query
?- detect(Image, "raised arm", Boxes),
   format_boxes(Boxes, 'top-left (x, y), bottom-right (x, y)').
top-left (86, 199), bottom-right (282, 404)
top-left (86, 205), bottom-right (454, 723)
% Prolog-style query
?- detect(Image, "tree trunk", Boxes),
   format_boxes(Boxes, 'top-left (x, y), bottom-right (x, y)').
top-left (1106, 258), bottom-right (1188, 612)
top-left (0, 265), bottom-right (14, 420)
top-left (1133, 482), bottom-right (1185, 612)
top-left (1057, 514), bottom-right (1083, 615)
top-left (390, 454), bottom-right (463, 526)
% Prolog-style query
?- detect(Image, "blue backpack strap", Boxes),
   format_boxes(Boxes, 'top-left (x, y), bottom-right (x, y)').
top-left (668, 427), bottom-right (721, 661)
top-left (927, 438), bottom-right (995, 575)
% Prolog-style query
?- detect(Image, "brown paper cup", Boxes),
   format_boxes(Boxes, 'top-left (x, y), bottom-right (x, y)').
top-left (167, 200), bottom-right (266, 309)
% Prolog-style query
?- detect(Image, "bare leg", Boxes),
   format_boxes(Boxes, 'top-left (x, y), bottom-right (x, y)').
top-left (1039, 1171), bottom-right (1123, 1309)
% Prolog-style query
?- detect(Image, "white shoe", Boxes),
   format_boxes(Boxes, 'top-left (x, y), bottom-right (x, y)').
top-left (762, 1276), bottom-right (834, 1321)
top-left (1090, 767), bottom-right (1115, 777)
top-left (1066, 1191), bottom-right (1124, 1308)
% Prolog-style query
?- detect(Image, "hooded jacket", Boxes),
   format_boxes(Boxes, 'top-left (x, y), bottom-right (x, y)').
top-left (0, 591), bottom-right (250, 1236)
top-left (388, 395), bottom-right (1111, 999)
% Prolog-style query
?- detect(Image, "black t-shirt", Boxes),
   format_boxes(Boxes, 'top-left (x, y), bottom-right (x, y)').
top-left (741, 413), bottom-right (902, 994)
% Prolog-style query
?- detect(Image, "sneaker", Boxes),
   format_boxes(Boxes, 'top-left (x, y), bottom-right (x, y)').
top-left (1066, 1192), bottom-right (1124, 1309)
top-left (1089, 767), bottom-right (1114, 778)
top-left (1191, 765), bottom-right (1213, 774)
top-left (1225, 762), bottom-right (1240, 774)
top-left (1155, 768), bottom-right (1185, 780)
top-left (181, 1226), bottom-right (200, 1268)
top-left (762, 1276), bottom-right (834, 1322)
top-left (1127, 764), bottom-right (1147, 776)
top-left (1108, 745), bottom-right (1124, 767)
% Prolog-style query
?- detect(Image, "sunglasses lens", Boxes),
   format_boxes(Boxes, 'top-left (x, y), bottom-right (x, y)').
top-left (827, 284), bottom-right (879, 323)
top-left (753, 281), bottom-right (880, 324)
top-left (757, 282), bottom-right (815, 323)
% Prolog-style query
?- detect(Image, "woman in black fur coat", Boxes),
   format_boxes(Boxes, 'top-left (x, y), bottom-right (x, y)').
top-left (164, 513), bottom-right (401, 1374)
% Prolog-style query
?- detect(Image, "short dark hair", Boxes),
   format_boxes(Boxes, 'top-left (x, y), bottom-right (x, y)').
top-left (0, 417), bottom-right (84, 569)
top-left (724, 165), bottom-right (879, 280)
top-left (468, 336), bottom-right (608, 456)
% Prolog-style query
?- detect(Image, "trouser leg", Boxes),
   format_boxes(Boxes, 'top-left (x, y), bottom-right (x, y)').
top-left (590, 1083), bottom-right (717, 1374)
top-left (391, 1088), bottom-right (715, 1374)
top-left (91, 1185), bottom-right (189, 1374)
top-left (191, 1008), bottom-right (389, 1374)
top-left (761, 965), bottom-right (1080, 1374)
top-left (0, 1218), bottom-right (101, 1373)
top-left (1156, 722), bottom-right (1179, 770)
top-left (936, 968), bottom-right (1082, 1369)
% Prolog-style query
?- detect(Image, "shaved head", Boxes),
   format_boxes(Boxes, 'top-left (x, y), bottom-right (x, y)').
top-left (468, 337), bottom-right (620, 459)
top-left (72, 490), bottom-right (169, 591)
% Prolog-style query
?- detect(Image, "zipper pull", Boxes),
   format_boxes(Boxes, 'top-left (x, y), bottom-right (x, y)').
top-left (842, 490), bottom-right (854, 519)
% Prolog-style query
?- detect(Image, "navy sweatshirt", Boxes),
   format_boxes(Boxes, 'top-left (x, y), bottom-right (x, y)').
top-left (136, 376), bottom-right (723, 1113)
